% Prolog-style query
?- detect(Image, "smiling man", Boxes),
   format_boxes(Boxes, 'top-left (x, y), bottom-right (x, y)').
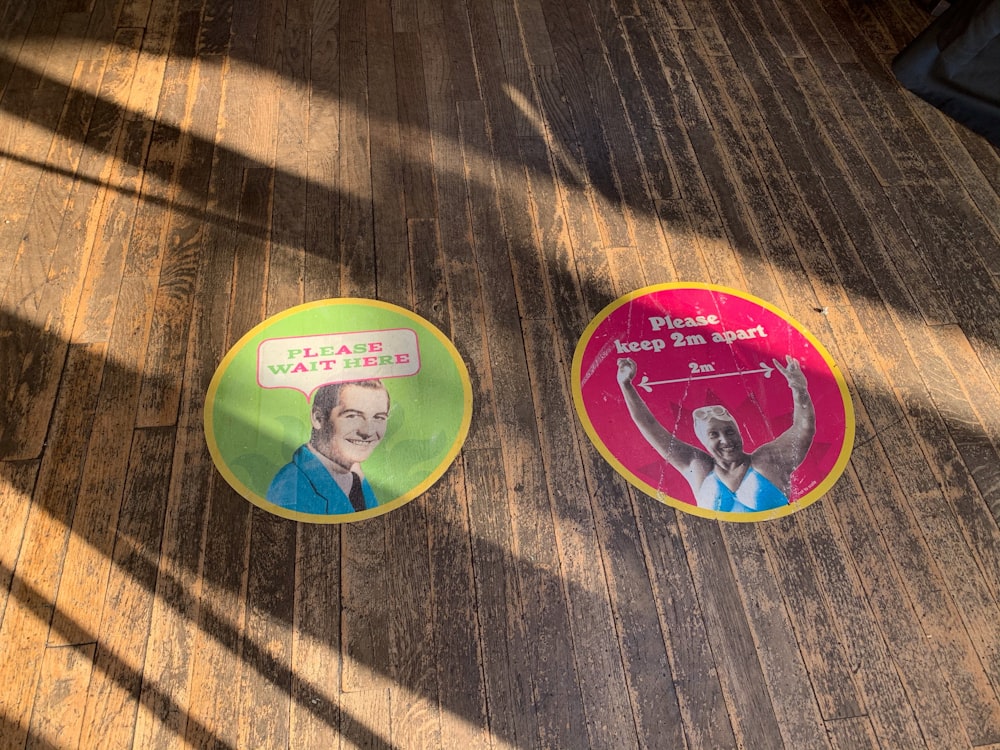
top-left (267, 379), bottom-right (390, 515)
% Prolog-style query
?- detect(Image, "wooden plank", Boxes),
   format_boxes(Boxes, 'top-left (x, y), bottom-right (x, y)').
top-left (71, 116), bottom-right (154, 343)
top-left (121, 7), bottom-right (201, 280)
top-left (825, 461), bottom-right (972, 749)
top-left (122, 0), bottom-right (176, 122)
top-left (133, 61), bottom-right (233, 427)
top-left (435, 0), bottom-right (481, 102)
top-left (0, 460), bottom-right (39, 625)
top-left (0, 59), bottom-right (104, 461)
top-left (787, 58), bottom-right (957, 322)
top-left (118, 0), bottom-right (155, 28)
top-left (392, 0), bottom-right (419, 31)
top-left (635, 501), bottom-right (739, 749)
top-left (78, 427), bottom-right (174, 750)
top-left (675, 515), bottom-right (786, 749)
top-left (686, 50), bottom-right (840, 314)
top-left (366, 0), bottom-right (409, 307)
top-left (532, 0), bottom-right (631, 247)
top-left (267, 85), bottom-right (307, 314)
top-left (237, 510), bottom-right (297, 750)
top-left (914, 324), bottom-right (1000, 594)
top-left (461, 99), bottom-right (589, 747)
top-left (58, 24), bottom-right (146, 343)
top-left (903, 102), bottom-right (1000, 248)
top-left (424, 463), bottom-right (491, 748)
top-left (490, 0), bottom-right (540, 137)
top-left (719, 523), bottom-right (831, 749)
top-left (522, 318), bottom-right (651, 748)
top-left (761, 516), bottom-right (865, 721)
top-left (669, 28), bottom-right (784, 299)
top-left (459, 0), bottom-right (556, 322)
top-left (2, 0), bottom-right (65, 93)
top-left (654, 198), bottom-right (711, 284)
top-left (180, 481), bottom-right (251, 750)
top-left (133, 101), bottom-right (242, 750)
top-left (340, 688), bottom-right (392, 749)
top-left (0, 89), bottom-right (64, 298)
top-left (510, 0), bottom-right (555, 68)
top-left (518, 135), bottom-right (612, 345)
top-left (870, 313), bottom-right (1000, 631)
top-left (303, 0), bottom-right (340, 302)
top-left (337, 0), bottom-right (393, 725)
top-left (802, 489), bottom-right (927, 747)
top-left (566, 0), bottom-right (666, 226)
top-left (339, 514), bottom-right (392, 704)
top-left (184, 164), bottom-right (272, 750)
top-left (618, 17), bottom-right (720, 283)
top-left (601, 19), bottom-right (678, 204)
top-left (393, 32), bottom-right (437, 219)
top-left (337, 30), bottom-right (376, 295)
top-left (48, 277), bottom-right (155, 648)
top-left (391, 221), bottom-right (449, 746)
top-left (464, 448), bottom-right (540, 748)
top-left (417, 35), bottom-right (499, 456)
top-left (954, 128), bottom-right (1000, 199)
top-left (386, 498), bottom-right (443, 749)
top-left (850, 422), bottom-right (1000, 745)
top-left (0, 342), bottom-right (105, 746)
top-left (289, 524), bottom-right (342, 748)
top-left (825, 715), bottom-right (880, 750)
top-left (26, 643), bottom-right (96, 750)
top-left (199, 0), bottom-right (234, 55)
top-left (0, 2), bottom-right (41, 94)
top-left (521, 123), bottom-right (687, 745)
top-left (495, 154), bottom-right (555, 322)
top-left (229, 167), bottom-right (272, 339)
top-left (703, 0), bottom-right (956, 325)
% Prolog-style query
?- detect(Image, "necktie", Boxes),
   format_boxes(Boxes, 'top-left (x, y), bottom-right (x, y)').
top-left (348, 472), bottom-right (366, 512)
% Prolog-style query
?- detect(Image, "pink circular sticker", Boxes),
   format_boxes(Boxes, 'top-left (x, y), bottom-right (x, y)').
top-left (572, 283), bottom-right (854, 521)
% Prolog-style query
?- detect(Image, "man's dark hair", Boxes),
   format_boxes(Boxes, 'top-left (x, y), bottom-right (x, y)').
top-left (311, 380), bottom-right (389, 425)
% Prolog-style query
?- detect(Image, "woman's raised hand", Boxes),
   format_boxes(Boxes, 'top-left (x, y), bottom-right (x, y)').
top-left (617, 357), bottom-right (638, 385)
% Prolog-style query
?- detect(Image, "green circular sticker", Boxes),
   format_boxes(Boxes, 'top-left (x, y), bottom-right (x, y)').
top-left (205, 299), bottom-right (472, 523)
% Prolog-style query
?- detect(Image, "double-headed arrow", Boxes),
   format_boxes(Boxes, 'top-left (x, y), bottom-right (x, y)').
top-left (636, 361), bottom-right (775, 393)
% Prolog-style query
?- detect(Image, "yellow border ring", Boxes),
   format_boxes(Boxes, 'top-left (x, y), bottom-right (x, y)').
top-left (571, 283), bottom-right (855, 522)
top-left (205, 298), bottom-right (473, 524)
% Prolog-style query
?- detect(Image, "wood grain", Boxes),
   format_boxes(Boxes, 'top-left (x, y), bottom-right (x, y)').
top-left (1, 0), bottom-right (999, 747)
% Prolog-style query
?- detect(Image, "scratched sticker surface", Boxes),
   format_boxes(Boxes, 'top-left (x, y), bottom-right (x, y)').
top-left (572, 283), bottom-right (854, 521)
top-left (205, 298), bottom-right (472, 524)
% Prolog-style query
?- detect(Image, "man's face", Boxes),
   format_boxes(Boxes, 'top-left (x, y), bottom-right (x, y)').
top-left (311, 385), bottom-right (389, 472)
top-left (700, 417), bottom-right (745, 463)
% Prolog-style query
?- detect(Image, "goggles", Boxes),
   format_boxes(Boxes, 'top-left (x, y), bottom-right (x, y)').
top-left (692, 405), bottom-right (733, 421)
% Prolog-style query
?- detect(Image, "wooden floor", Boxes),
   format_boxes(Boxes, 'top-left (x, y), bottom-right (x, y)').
top-left (2, 0), bottom-right (1000, 746)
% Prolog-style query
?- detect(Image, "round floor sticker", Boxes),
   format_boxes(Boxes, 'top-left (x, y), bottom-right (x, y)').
top-left (206, 299), bottom-right (472, 523)
top-left (573, 283), bottom-right (854, 521)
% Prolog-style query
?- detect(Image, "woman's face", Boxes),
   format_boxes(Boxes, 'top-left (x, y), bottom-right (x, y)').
top-left (699, 417), bottom-right (745, 463)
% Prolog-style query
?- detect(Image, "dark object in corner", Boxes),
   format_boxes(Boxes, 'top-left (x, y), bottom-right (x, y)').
top-left (892, 0), bottom-right (1000, 147)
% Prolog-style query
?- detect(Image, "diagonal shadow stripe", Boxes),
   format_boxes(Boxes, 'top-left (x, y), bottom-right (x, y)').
top-left (0, 559), bottom-right (400, 750)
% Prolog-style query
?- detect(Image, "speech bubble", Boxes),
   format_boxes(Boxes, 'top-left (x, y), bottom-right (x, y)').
top-left (257, 328), bottom-right (421, 399)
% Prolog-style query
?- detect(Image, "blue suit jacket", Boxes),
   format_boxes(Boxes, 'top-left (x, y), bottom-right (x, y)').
top-left (266, 445), bottom-right (378, 515)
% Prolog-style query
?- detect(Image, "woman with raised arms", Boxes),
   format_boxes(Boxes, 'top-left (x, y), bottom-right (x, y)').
top-left (616, 355), bottom-right (816, 513)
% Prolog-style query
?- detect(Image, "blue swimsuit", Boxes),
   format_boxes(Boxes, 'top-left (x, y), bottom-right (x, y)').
top-left (696, 467), bottom-right (788, 513)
